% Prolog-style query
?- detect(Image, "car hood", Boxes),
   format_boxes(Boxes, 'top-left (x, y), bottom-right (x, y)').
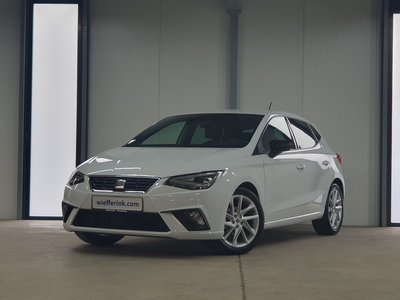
top-left (77, 147), bottom-right (246, 178)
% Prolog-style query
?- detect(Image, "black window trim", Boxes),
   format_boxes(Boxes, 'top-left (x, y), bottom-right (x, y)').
top-left (308, 123), bottom-right (322, 143)
top-left (287, 117), bottom-right (320, 150)
top-left (254, 115), bottom-right (297, 155)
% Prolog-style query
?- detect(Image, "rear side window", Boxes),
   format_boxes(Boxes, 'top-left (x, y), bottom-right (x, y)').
top-left (309, 124), bottom-right (321, 142)
top-left (260, 116), bottom-right (295, 153)
top-left (288, 118), bottom-right (317, 149)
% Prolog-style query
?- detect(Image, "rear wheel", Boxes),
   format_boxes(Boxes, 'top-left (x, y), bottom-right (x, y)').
top-left (75, 232), bottom-right (124, 245)
top-left (208, 188), bottom-right (264, 255)
top-left (312, 183), bottom-right (343, 235)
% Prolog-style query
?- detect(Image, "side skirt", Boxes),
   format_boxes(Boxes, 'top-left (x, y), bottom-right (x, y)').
top-left (263, 212), bottom-right (323, 229)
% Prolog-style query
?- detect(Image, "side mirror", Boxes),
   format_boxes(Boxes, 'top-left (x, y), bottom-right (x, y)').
top-left (268, 140), bottom-right (294, 158)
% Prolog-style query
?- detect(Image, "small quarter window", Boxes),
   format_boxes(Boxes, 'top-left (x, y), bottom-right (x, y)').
top-left (288, 118), bottom-right (317, 149)
top-left (309, 124), bottom-right (321, 142)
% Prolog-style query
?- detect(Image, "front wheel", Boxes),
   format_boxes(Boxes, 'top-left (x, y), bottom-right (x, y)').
top-left (75, 232), bottom-right (124, 245)
top-left (208, 188), bottom-right (264, 255)
top-left (312, 183), bottom-right (344, 235)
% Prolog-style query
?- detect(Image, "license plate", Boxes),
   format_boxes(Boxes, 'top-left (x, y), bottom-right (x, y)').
top-left (92, 196), bottom-right (143, 212)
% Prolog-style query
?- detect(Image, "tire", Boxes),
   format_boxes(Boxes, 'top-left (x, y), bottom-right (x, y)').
top-left (208, 188), bottom-right (264, 255)
top-left (75, 232), bottom-right (124, 246)
top-left (312, 183), bottom-right (344, 235)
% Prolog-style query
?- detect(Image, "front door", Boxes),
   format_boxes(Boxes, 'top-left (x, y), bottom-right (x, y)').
top-left (258, 116), bottom-right (305, 222)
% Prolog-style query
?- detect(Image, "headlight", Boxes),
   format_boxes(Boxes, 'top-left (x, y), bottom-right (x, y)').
top-left (165, 171), bottom-right (224, 190)
top-left (67, 170), bottom-right (85, 186)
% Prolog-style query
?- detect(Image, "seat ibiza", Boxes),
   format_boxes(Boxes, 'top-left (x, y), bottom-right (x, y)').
top-left (62, 111), bottom-right (344, 254)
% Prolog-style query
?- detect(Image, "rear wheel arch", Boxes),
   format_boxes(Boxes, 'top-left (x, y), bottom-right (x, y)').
top-left (332, 178), bottom-right (344, 198)
top-left (312, 182), bottom-right (344, 235)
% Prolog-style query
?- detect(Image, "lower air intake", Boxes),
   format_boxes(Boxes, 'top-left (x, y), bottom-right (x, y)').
top-left (73, 210), bottom-right (170, 232)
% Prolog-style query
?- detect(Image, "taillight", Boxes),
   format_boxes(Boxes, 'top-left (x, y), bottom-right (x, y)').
top-left (336, 153), bottom-right (342, 165)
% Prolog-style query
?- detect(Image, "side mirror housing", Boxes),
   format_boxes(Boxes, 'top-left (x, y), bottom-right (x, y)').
top-left (268, 140), bottom-right (295, 158)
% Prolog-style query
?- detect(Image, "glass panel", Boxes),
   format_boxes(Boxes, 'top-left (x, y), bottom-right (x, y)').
top-left (142, 122), bottom-right (185, 145)
top-left (261, 116), bottom-right (294, 153)
top-left (391, 14), bottom-right (400, 223)
top-left (309, 124), bottom-right (321, 142)
top-left (125, 114), bottom-right (263, 148)
top-left (288, 118), bottom-right (316, 149)
top-left (29, 4), bottom-right (78, 217)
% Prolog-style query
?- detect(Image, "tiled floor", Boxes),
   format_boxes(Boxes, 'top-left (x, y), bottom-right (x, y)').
top-left (1, 221), bottom-right (399, 299)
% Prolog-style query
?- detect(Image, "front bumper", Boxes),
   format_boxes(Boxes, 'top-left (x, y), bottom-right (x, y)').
top-left (62, 176), bottom-right (232, 240)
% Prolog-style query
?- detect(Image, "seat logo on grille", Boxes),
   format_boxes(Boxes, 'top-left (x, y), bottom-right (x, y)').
top-left (115, 179), bottom-right (126, 190)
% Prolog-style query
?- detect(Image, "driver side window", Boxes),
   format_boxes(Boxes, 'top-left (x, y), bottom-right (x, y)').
top-left (261, 116), bottom-right (294, 153)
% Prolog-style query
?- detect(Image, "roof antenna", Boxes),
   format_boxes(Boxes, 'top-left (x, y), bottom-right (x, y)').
top-left (268, 102), bottom-right (273, 111)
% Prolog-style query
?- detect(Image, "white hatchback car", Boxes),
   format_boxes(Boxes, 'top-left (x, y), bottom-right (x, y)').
top-left (62, 111), bottom-right (344, 255)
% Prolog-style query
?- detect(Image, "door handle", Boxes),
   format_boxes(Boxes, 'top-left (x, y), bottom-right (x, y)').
top-left (322, 160), bottom-right (330, 166)
top-left (296, 164), bottom-right (305, 170)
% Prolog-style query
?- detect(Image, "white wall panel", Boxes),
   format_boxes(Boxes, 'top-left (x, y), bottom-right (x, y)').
top-left (159, 0), bottom-right (229, 117)
top-left (29, 4), bottom-right (78, 217)
top-left (0, 1), bottom-right (20, 219)
top-left (303, 0), bottom-right (381, 226)
top-left (391, 15), bottom-right (400, 223)
top-left (239, 0), bottom-right (304, 113)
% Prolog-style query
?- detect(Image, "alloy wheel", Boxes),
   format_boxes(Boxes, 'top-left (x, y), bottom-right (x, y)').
top-left (222, 194), bottom-right (260, 248)
top-left (328, 186), bottom-right (343, 231)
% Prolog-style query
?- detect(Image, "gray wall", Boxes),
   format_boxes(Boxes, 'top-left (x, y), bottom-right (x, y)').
top-left (88, 0), bottom-right (382, 226)
top-left (0, 0), bottom-right (382, 226)
top-left (239, 0), bottom-right (381, 226)
top-left (303, 0), bottom-right (381, 226)
top-left (88, 0), bottom-right (229, 154)
top-left (0, 0), bottom-right (21, 219)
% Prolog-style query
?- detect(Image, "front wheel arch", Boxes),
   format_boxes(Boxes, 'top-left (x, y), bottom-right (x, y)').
top-left (237, 182), bottom-right (259, 199)
top-left (208, 187), bottom-right (265, 255)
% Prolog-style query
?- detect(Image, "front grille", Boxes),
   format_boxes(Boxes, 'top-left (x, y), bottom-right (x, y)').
top-left (73, 209), bottom-right (170, 232)
top-left (90, 176), bottom-right (158, 192)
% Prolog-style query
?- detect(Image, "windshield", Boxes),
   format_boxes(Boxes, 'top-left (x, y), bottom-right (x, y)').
top-left (124, 113), bottom-right (264, 148)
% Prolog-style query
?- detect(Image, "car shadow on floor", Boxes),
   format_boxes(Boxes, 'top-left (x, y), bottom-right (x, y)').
top-left (257, 224), bottom-right (321, 247)
top-left (71, 224), bottom-right (321, 258)
top-left (72, 236), bottom-right (215, 258)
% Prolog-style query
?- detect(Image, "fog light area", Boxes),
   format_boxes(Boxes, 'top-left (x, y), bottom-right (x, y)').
top-left (172, 209), bottom-right (210, 231)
